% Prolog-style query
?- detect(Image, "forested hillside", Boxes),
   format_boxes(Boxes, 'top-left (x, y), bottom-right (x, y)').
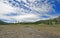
top-left (35, 16), bottom-right (60, 25)
top-left (0, 16), bottom-right (60, 25)
top-left (0, 20), bottom-right (8, 25)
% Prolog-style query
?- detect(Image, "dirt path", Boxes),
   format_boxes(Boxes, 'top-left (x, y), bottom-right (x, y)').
top-left (0, 25), bottom-right (60, 38)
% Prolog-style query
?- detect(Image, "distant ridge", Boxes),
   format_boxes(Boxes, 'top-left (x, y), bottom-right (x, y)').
top-left (0, 20), bottom-right (8, 25)
top-left (34, 16), bottom-right (60, 25)
top-left (0, 16), bottom-right (60, 25)
top-left (19, 16), bottom-right (60, 25)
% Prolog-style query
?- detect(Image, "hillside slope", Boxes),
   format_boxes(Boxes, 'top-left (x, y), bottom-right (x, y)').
top-left (0, 16), bottom-right (60, 25)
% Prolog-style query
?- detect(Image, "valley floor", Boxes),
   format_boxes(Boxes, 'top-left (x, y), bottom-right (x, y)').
top-left (0, 24), bottom-right (60, 38)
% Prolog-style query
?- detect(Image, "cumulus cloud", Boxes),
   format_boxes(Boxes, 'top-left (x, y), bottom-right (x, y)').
top-left (0, 0), bottom-right (58, 23)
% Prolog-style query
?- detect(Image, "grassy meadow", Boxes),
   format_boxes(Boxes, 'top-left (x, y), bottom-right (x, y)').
top-left (0, 16), bottom-right (60, 38)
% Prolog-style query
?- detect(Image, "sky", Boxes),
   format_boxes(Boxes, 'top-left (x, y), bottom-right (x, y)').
top-left (0, 0), bottom-right (60, 23)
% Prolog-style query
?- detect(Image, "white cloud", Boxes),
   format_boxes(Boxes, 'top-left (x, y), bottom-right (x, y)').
top-left (0, 1), bottom-right (16, 14)
top-left (0, 0), bottom-right (58, 23)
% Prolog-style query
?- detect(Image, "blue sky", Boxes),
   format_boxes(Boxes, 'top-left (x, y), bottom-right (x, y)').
top-left (0, 0), bottom-right (60, 23)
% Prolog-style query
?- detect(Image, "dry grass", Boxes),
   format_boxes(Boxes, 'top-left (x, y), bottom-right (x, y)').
top-left (0, 24), bottom-right (60, 38)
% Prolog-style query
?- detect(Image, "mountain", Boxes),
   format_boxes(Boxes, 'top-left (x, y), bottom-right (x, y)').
top-left (17, 16), bottom-right (60, 25)
top-left (0, 20), bottom-right (8, 25)
top-left (34, 16), bottom-right (60, 25)
top-left (0, 16), bottom-right (60, 25)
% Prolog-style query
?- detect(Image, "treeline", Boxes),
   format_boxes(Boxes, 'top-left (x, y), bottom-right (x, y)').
top-left (0, 20), bottom-right (9, 25)
top-left (18, 16), bottom-right (60, 25)
top-left (0, 16), bottom-right (60, 25)
top-left (34, 16), bottom-right (60, 25)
